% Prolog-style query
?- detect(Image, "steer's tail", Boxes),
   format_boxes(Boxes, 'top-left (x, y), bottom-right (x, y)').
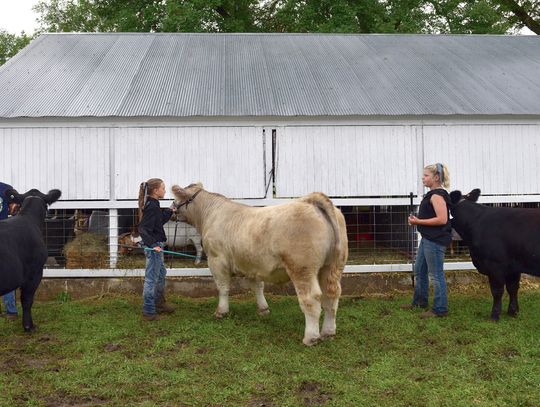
top-left (300, 192), bottom-right (347, 296)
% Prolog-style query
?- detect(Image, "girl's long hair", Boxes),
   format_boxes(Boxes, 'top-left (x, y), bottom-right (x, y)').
top-left (425, 163), bottom-right (450, 189)
top-left (137, 178), bottom-right (164, 223)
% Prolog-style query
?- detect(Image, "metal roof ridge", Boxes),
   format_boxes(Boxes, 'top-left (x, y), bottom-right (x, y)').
top-left (40, 32), bottom-right (538, 38)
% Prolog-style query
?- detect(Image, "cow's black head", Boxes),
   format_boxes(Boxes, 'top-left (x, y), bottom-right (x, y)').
top-left (450, 188), bottom-right (481, 205)
top-left (449, 189), bottom-right (481, 243)
top-left (8, 188), bottom-right (62, 206)
top-left (12, 189), bottom-right (62, 219)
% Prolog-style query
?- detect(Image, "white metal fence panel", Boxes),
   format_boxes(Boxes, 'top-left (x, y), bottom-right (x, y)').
top-left (423, 125), bottom-right (540, 195)
top-left (0, 127), bottom-right (110, 199)
top-left (275, 125), bottom-right (419, 197)
top-left (113, 126), bottom-right (266, 199)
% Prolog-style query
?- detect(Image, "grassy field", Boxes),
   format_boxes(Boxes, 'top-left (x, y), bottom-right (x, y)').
top-left (1, 289), bottom-right (539, 407)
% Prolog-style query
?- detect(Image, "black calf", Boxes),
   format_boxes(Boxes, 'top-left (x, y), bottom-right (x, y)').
top-left (450, 189), bottom-right (540, 321)
top-left (0, 188), bottom-right (61, 331)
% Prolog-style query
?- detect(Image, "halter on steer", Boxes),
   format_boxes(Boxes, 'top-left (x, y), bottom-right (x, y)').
top-left (165, 188), bottom-right (204, 263)
top-left (173, 189), bottom-right (203, 210)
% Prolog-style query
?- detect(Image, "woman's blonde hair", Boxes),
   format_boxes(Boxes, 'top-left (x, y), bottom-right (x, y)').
top-left (137, 178), bottom-right (164, 222)
top-left (425, 163), bottom-right (450, 189)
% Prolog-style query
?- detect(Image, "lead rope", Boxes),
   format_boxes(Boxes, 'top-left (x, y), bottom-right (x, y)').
top-left (169, 218), bottom-right (180, 269)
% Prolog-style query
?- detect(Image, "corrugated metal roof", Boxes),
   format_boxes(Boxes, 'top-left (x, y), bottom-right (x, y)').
top-left (0, 33), bottom-right (539, 118)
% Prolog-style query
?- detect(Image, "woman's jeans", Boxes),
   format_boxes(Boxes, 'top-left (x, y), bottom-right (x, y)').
top-left (142, 243), bottom-right (167, 315)
top-left (2, 291), bottom-right (18, 315)
top-left (412, 238), bottom-right (448, 314)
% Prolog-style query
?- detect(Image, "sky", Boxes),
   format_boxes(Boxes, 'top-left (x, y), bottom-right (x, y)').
top-left (0, 0), bottom-right (40, 35)
top-left (0, 0), bottom-right (536, 36)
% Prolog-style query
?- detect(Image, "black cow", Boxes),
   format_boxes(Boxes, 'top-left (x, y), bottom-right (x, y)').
top-left (0, 188), bottom-right (61, 331)
top-left (450, 188), bottom-right (540, 321)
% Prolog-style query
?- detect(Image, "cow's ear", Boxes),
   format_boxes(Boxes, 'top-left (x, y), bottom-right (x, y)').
top-left (450, 190), bottom-right (462, 204)
top-left (5, 188), bottom-right (22, 205)
top-left (194, 182), bottom-right (203, 189)
top-left (171, 185), bottom-right (189, 200)
top-left (465, 188), bottom-right (481, 202)
top-left (44, 189), bottom-right (61, 204)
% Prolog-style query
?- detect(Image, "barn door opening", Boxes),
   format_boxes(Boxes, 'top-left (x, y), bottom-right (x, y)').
top-left (263, 128), bottom-right (278, 198)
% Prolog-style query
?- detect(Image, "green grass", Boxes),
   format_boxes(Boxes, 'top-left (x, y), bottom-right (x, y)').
top-left (1, 290), bottom-right (540, 406)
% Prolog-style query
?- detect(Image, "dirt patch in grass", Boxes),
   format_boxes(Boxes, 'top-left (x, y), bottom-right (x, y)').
top-left (103, 342), bottom-right (122, 352)
top-left (43, 393), bottom-right (108, 407)
top-left (176, 338), bottom-right (192, 347)
top-left (248, 398), bottom-right (277, 407)
top-left (195, 346), bottom-right (211, 354)
top-left (1, 353), bottom-right (61, 374)
top-left (297, 381), bottom-right (332, 406)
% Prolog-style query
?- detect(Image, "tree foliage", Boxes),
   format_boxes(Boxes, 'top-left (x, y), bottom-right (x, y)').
top-left (0, 30), bottom-right (32, 66)
top-left (33, 0), bottom-right (261, 32)
top-left (32, 0), bottom-right (539, 34)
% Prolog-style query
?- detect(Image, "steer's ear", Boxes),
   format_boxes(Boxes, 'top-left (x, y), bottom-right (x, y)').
top-left (44, 189), bottom-right (62, 204)
top-left (465, 188), bottom-right (481, 202)
top-left (450, 190), bottom-right (462, 204)
top-left (5, 188), bottom-right (22, 205)
top-left (171, 185), bottom-right (189, 200)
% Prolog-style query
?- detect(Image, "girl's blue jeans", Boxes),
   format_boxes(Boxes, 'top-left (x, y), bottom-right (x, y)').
top-left (142, 243), bottom-right (167, 315)
top-left (412, 238), bottom-right (449, 314)
top-left (2, 291), bottom-right (18, 315)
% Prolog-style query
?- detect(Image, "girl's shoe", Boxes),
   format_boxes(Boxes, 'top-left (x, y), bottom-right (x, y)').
top-left (142, 313), bottom-right (161, 321)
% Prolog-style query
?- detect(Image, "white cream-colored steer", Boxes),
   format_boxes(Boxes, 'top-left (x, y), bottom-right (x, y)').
top-left (172, 183), bottom-right (348, 346)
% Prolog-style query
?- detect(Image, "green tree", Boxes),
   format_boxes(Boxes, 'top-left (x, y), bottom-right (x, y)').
top-left (32, 0), bottom-right (539, 34)
top-left (495, 0), bottom-right (540, 34)
top-left (34, 0), bottom-right (260, 33)
top-left (34, 0), bottom-right (166, 32)
top-left (0, 30), bottom-right (32, 66)
top-left (425, 1), bottom-right (513, 34)
top-left (260, 0), bottom-right (433, 33)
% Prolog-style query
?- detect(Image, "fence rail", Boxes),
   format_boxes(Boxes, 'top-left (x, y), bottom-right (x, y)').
top-left (42, 262), bottom-right (478, 278)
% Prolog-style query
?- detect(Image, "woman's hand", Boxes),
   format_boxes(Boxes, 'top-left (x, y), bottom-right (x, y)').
top-left (408, 215), bottom-right (419, 225)
top-left (154, 246), bottom-right (162, 252)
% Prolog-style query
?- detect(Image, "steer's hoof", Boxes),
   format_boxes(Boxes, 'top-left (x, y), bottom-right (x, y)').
top-left (320, 332), bottom-right (336, 341)
top-left (490, 315), bottom-right (500, 322)
top-left (24, 325), bottom-right (37, 333)
top-left (258, 307), bottom-right (270, 316)
top-left (303, 336), bottom-right (321, 346)
top-left (214, 311), bottom-right (228, 320)
top-left (508, 310), bottom-right (519, 317)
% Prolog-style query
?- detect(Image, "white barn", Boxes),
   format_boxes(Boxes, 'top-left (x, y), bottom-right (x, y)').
top-left (1, 33), bottom-right (540, 276)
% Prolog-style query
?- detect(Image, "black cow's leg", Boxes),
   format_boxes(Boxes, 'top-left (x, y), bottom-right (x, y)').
top-left (488, 273), bottom-right (504, 321)
top-left (20, 269), bottom-right (43, 332)
top-left (505, 273), bottom-right (521, 317)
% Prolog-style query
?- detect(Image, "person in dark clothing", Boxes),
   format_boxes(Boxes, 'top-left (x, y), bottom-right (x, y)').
top-left (137, 178), bottom-right (176, 321)
top-left (400, 163), bottom-right (452, 318)
top-left (0, 182), bottom-right (20, 320)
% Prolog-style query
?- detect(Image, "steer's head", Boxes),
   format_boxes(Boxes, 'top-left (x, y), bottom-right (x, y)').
top-left (171, 183), bottom-right (204, 225)
top-left (449, 188), bottom-right (481, 240)
top-left (449, 188), bottom-right (481, 207)
top-left (10, 188), bottom-right (62, 219)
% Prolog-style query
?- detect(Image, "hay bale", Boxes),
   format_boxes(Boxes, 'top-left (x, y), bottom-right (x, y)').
top-left (64, 232), bottom-right (109, 269)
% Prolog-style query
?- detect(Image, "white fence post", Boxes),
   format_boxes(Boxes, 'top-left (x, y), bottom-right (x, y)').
top-left (109, 208), bottom-right (118, 268)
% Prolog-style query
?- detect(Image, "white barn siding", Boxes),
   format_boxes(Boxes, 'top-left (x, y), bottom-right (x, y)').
top-left (113, 126), bottom-right (266, 199)
top-left (0, 127), bottom-right (110, 199)
top-left (275, 125), bottom-right (419, 197)
top-left (423, 125), bottom-right (540, 195)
